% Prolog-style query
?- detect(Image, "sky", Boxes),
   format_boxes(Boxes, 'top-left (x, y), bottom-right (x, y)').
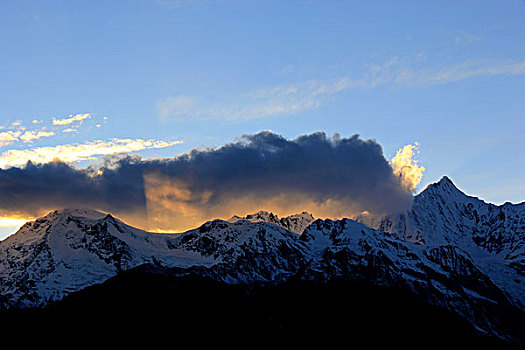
top-left (0, 0), bottom-right (524, 238)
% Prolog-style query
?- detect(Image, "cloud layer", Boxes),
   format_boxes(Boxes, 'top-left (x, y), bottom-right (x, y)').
top-left (0, 131), bottom-right (414, 232)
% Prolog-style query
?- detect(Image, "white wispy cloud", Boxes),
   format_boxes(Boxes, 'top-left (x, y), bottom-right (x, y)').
top-left (0, 138), bottom-right (182, 168)
top-left (157, 58), bottom-right (525, 122)
top-left (52, 113), bottom-right (91, 126)
top-left (395, 60), bottom-right (525, 87)
top-left (157, 77), bottom-right (354, 122)
top-left (454, 30), bottom-right (482, 47)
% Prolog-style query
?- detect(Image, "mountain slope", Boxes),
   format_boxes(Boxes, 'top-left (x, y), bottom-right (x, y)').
top-left (2, 265), bottom-right (511, 347)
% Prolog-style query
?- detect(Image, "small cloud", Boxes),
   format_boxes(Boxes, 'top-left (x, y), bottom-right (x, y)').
top-left (454, 30), bottom-right (482, 47)
top-left (157, 96), bottom-right (197, 121)
top-left (62, 128), bottom-right (78, 133)
top-left (9, 120), bottom-right (26, 131)
top-left (280, 64), bottom-right (296, 74)
top-left (391, 142), bottom-right (425, 192)
top-left (0, 131), bottom-right (22, 147)
top-left (52, 113), bottom-right (91, 126)
top-left (19, 130), bottom-right (55, 143)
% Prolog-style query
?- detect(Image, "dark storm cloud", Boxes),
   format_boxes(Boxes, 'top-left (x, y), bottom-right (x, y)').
top-left (0, 131), bottom-right (413, 230)
top-left (0, 159), bottom-right (147, 216)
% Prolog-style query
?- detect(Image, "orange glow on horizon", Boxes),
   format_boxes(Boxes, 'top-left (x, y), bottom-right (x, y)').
top-left (141, 171), bottom-right (375, 233)
top-left (0, 217), bottom-right (33, 228)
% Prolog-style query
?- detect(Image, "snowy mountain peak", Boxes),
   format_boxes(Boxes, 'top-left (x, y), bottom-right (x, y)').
top-left (438, 175), bottom-right (453, 184)
top-left (41, 208), bottom-right (108, 222)
top-left (418, 176), bottom-right (466, 200)
top-left (434, 175), bottom-right (458, 191)
top-left (228, 210), bottom-right (315, 234)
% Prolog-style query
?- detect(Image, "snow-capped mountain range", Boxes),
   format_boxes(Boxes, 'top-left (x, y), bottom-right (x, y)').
top-left (0, 177), bottom-right (523, 343)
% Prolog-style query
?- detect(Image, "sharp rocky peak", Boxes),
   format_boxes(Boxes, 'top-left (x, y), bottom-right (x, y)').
top-left (245, 211), bottom-right (279, 221)
top-left (414, 176), bottom-right (483, 209)
top-left (420, 176), bottom-right (463, 196)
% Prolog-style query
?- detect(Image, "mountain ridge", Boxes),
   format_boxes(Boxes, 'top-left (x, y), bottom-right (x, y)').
top-left (227, 210), bottom-right (315, 234)
top-left (0, 176), bottom-right (524, 344)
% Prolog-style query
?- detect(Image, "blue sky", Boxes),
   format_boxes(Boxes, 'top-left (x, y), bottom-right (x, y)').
top-left (1, 0), bottom-right (524, 218)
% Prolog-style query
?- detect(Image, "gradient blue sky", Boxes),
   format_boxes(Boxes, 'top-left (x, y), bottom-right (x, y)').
top-left (1, 0), bottom-right (524, 211)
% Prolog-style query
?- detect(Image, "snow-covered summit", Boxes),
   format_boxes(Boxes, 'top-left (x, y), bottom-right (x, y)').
top-left (417, 176), bottom-right (480, 204)
top-left (45, 208), bottom-right (109, 220)
top-left (0, 208), bottom-right (211, 308)
top-left (228, 210), bottom-right (315, 234)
